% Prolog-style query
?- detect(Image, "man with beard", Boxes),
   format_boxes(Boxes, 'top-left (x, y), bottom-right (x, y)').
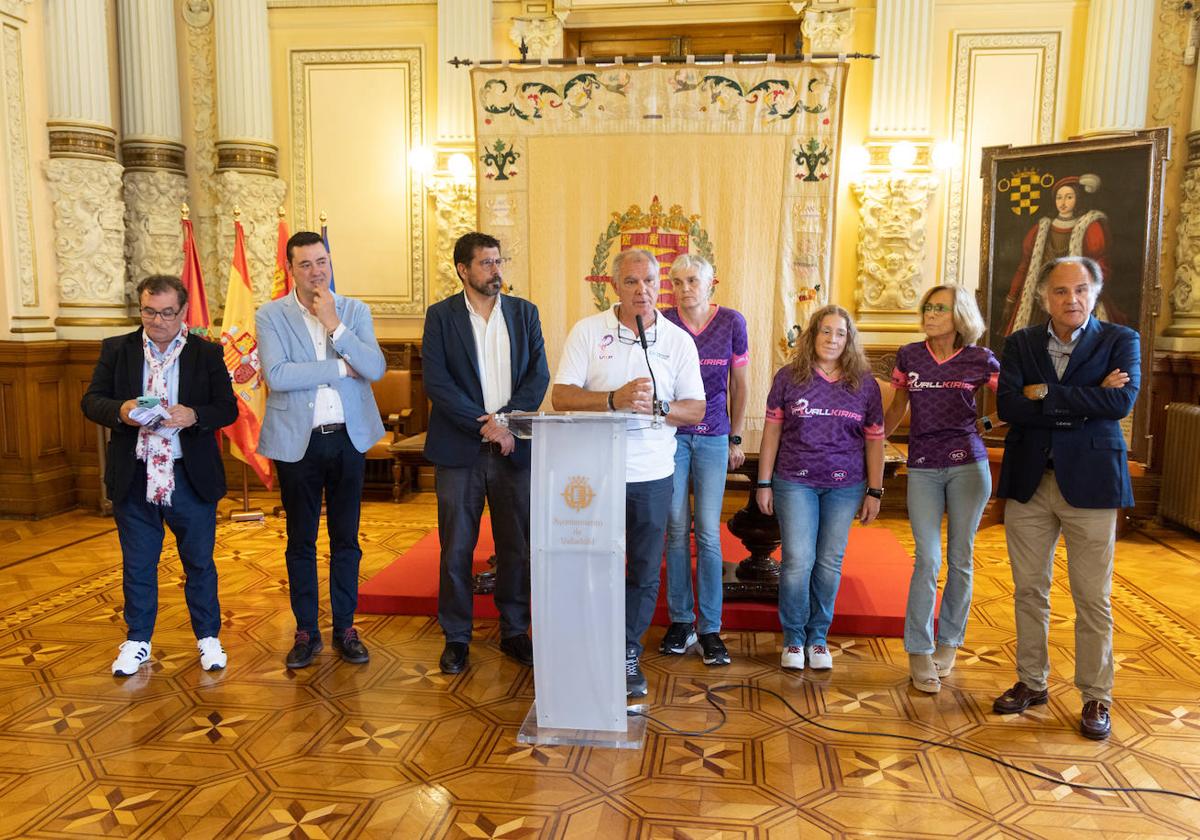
top-left (423, 232), bottom-right (550, 674)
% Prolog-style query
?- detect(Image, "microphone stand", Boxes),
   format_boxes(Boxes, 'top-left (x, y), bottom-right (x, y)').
top-left (635, 313), bottom-right (662, 429)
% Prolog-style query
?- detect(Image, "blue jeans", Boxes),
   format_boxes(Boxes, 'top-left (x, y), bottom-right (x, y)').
top-left (665, 433), bottom-right (728, 634)
top-left (773, 478), bottom-right (864, 648)
top-left (625, 476), bottom-right (674, 657)
top-left (113, 462), bottom-right (221, 642)
top-left (904, 459), bottom-right (991, 654)
top-left (275, 428), bottom-right (366, 636)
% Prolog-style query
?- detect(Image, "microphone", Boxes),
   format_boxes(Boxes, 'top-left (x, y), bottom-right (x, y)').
top-left (635, 314), bottom-right (662, 428)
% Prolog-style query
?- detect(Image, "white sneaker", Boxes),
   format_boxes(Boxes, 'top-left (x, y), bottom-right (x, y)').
top-left (806, 644), bottom-right (833, 670)
top-left (197, 636), bottom-right (227, 671)
top-left (781, 645), bottom-right (805, 669)
top-left (112, 640), bottom-right (151, 676)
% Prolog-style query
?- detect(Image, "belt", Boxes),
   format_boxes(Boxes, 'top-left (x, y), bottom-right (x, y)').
top-left (313, 423), bottom-right (346, 435)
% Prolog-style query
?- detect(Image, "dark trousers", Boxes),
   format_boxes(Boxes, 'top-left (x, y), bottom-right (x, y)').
top-left (275, 428), bottom-right (366, 635)
top-left (113, 461), bottom-right (221, 642)
top-left (435, 445), bottom-right (532, 643)
top-left (625, 475), bottom-right (674, 657)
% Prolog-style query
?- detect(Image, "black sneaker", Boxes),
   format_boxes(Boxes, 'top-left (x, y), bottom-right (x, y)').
top-left (286, 631), bottom-right (323, 669)
top-left (626, 650), bottom-right (648, 697)
top-left (332, 627), bottom-right (369, 664)
top-left (659, 622), bottom-right (698, 655)
top-left (698, 633), bottom-right (731, 666)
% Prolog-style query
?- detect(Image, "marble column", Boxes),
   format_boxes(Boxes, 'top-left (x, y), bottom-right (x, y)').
top-left (1163, 77), bottom-right (1200, 347)
top-left (118, 0), bottom-right (188, 298)
top-left (1078, 0), bottom-right (1154, 136)
top-left (213, 0), bottom-right (285, 305)
top-left (853, 0), bottom-right (936, 340)
top-left (44, 0), bottom-right (128, 333)
top-left (1, 0), bottom-right (55, 339)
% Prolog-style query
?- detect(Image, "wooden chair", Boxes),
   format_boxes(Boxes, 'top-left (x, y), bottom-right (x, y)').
top-left (366, 370), bottom-right (415, 501)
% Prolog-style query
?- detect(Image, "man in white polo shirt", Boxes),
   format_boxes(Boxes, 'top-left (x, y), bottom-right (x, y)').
top-left (552, 249), bottom-right (706, 697)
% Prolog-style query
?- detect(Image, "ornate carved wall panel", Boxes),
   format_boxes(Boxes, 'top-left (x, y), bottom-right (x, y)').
top-left (852, 174), bottom-right (937, 319)
top-left (943, 32), bottom-right (1059, 288)
top-left (290, 48), bottom-right (427, 317)
top-left (43, 158), bottom-right (127, 310)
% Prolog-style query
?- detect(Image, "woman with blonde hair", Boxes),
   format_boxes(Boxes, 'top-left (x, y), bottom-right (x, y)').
top-left (884, 285), bottom-right (998, 693)
top-left (757, 305), bottom-right (885, 671)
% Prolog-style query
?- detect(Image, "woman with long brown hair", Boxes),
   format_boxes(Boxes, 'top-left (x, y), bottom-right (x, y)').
top-left (756, 305), bottom-right (885, 671)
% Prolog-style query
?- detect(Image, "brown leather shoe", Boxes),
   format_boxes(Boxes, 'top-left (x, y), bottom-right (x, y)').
top-left (1080, 700), bottom-right (1111, 740)
top-left (992, 681), bottom-right (1049, 714)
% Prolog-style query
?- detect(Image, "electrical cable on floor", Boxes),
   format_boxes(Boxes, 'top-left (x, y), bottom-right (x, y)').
top-left (629, 682), bottom-right (1200, 803)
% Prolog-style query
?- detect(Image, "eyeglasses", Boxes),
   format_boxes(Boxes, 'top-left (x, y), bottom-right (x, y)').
top-left (616, 321), bottom-right (657, 347)
top-left (140, 307), bottom-right (182, 321)
top-left (922, 303), bottom-right (952, 314)
top-left (476, 258), bottom-right (510, 269)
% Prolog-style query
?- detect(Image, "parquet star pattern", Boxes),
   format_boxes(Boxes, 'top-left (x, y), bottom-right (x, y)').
top-left (1, 496), bottom-right (1199, 838)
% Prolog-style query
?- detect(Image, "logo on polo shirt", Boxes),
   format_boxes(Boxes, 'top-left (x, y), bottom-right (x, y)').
top-left (598, 334), bottom-right (615, 360)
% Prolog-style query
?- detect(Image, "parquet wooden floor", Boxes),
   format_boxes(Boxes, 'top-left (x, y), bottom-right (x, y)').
top-left (1, 494), bottom-right (1199, 839)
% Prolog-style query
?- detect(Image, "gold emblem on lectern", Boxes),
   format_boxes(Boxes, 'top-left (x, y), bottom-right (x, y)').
top-left (562, 476), bottom-right (596, 512)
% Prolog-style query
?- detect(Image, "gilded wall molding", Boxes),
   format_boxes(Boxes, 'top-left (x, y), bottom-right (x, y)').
top-left (213, 171), bottom-right (288, 307)
top-left (47, 126), bottom-right (118, 161)
top-left (2, 22), bottom-right (39, 309)
top-left (44, 158), bottom-right (127, 306)
top-left (0, 0), bottom-right (32, 23)
top-left (852, 173), bottom-right (937, 314)
top-left (123, 169), bottom-right (188, 297)
top-left (290, 47), bottom-right (427, 316)
top-left (215, 141), bottom-right (279, 175)
top-left (121, 140), bottom-right (187, 173)
top-left (943, 31), bottom-right (1059, 285)
top-left (1168, 132), bottom-right (1200, 337)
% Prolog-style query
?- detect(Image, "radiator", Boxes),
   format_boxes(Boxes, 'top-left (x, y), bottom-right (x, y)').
top-left (1160, 402), bottom-right (1200, 532)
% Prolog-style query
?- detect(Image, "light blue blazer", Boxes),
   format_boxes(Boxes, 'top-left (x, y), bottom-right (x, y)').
top-left (256, 292), bottom-right (387, 463)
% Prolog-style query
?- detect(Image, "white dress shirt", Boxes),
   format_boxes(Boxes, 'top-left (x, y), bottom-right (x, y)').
top-left (464, 291), bottom-right (512, 415)
top-left (294, 289), bottom-right (348, 427)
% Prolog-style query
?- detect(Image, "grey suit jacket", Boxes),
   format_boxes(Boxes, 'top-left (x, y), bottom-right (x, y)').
top-left (256, 292), bottom-right (386, 462)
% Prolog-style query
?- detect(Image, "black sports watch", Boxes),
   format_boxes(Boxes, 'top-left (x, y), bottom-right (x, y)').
top-left (729, 434), bottom-right (743, 445)
top-left (866, 487), bottom-right (884, 499)
top-left (659, 400), bottom-right (670, 416)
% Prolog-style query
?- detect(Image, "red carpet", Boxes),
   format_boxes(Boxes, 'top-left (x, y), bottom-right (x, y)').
top-left (359, 520), bottom-right (919, 637)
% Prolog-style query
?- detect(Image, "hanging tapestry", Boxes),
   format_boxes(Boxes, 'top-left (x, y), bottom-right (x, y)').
top-left (471, 61), bottom-right (849, 423)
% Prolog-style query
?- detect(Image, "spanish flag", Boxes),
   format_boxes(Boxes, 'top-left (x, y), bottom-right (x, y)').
top-left (219, 220), bottom-right (272, 488)
top-left (180, 213), bottom-right (211, 332)
top-left (270, 211), bottom-right (292, 300)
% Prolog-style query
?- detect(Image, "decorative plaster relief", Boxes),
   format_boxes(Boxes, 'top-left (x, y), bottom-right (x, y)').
top-left (184, 1), bottom-right (219, 284)
top-left (44, 157), bottom-right (127, 305)
top-left (944, 32), bottom-right (1059, 285)
top-left (851, 173), bottom-right (937, 313)
top-left (509, 17), bottom-right (563, 59)
top-left (124, 169), bottom-right (188, 297)
top-left (802, 8), bottom-right (854, 53)
top-left (1172, 137), bottom-right (1200, 321)
top-left (2, 22), bottom-right (38, 307)
top-left (431, 176), bottom-right (478, 303)
top-left (214, 170), bottom-right (288, 306)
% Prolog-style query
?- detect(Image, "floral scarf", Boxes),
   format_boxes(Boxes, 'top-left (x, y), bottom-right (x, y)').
top-left (135, 329), bottom-right (187, 505)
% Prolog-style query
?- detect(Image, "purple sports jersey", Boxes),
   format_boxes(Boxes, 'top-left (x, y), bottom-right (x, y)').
top-left (664, 305), bottom-right (749, 436)
top-left (891, 342), bottom-right (999, 469)
top-left (765, 367), bottom-right (884, 487)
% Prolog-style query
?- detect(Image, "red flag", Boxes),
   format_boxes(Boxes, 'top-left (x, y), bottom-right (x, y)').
top-left (271, 216), bottom-right (292, 300)
top-left (180, 217), bottom-right (211, 331)
top-left (219, 220), bottom-right (273, 488)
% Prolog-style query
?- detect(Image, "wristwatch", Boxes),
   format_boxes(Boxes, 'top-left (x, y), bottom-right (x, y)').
top-left (659, 400), bottom-right (671, 416)
top-left (866, 487), bottom-right (885, 499)
top-left (729, 434), bottom-right (743, 445)
top-left (606, 391), bottom-right (615, 411)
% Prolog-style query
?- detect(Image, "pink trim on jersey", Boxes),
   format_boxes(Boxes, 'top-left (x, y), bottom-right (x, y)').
top-left (890, 367), bottom-right (907, 389)
top-left (765, 406), bottom-right (784, 423)
top-left (675, 304), bottom-right (720, 337)
top-left (925, 341), bottom-right (964, 365)
top-left (864, 423), bottom-right (885, 440)
top-left (731, 351), bottom-right (749, 368)
top-left (987, 372), bottom-right (999, 392)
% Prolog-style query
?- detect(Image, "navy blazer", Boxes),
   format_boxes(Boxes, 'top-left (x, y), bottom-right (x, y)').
top-left (996, 317), bottom-right (1140, 508)
top-left (422, 293), bottom-right (550, 468)
top-left (81, 329), bottom-right (238, 504)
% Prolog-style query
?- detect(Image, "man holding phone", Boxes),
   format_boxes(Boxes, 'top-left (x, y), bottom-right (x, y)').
top-left (82, 275), bottom-right (238, 676)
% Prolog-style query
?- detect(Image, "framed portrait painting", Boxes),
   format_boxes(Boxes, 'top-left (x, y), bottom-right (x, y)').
top-left (977, 128), bottom-right (1171, 463)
